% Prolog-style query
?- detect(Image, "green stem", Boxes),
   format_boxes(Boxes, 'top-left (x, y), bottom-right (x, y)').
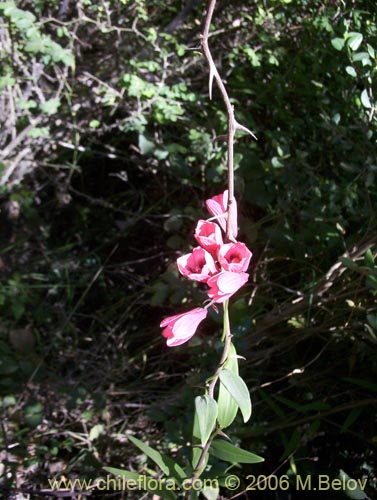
top-left (190, 300), bottom-right (232, 483)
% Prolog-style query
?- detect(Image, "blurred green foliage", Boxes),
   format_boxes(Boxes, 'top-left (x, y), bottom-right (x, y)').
top-left (0, 0), bottom-right (376, 498)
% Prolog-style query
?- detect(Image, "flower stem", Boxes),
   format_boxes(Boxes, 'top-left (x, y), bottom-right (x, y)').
top-left (191, 300), bottom-right (232, 483)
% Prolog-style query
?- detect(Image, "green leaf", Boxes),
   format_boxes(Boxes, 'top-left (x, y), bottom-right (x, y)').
top-left (104, 468), bottom-right (177, 500)
top-left (364, 249), bottom-right (375, 267)
top-left (217, 343), bottom-right (239, 428)
top-left (273, 395), bottom-right (306, 412)
top-left (342, 377), bottom-right (377, 393)
top-left (25, 400), bottom-right (43, 428)
top-left (24, 36), bottom-right (45, 54)
top-left (127, 435), bottom-right (185, 480)
top-left (89, 424), bottom-right (104, 441)
top-left (195, 396), bottom-right (218, 446)
top-left (340, 408), bottom-right (362, 433)
top-left (40, 99), bottom-right (60, 115)
top-left (89, 120), bottom-right (100, 129)
top-left (27, 127), bottom-right (49, 138)
top-left (0, 75), bottom-right (16, 90)
top-left (345, 66), bottom-right (357, 77)
top-left (339, 256), bottom-right (358, 270)
top-left (258, 389), bottom-right (286, 418)
top-left (154, 148), bottom-right (169, 160)
top-left (339, 470), bottom-right (367, 499)
top-left (202, 484), bottom-right (219, 500)
top-left (138, 134), bottom-right (155, 155)
top-left (361, 89), bottom-right (371, 109)
top-left (218, 370), bottom-right (252, 422)
top-left (209, 439), bottom-right (264, 464)
top-left (192, 410), bottom-right (202, 469)
top-left (0, 355), bottom-right (18, 375)
top-left (367, 314), bottom-right (377, 330)
top-left (347, 32), bottom-right (363, 51)
top-left (17, 99), bottom-right (37, 110)
top-left (331, 38), bottom-right (345, 51)
top-left (367, 43), bottom-right (375, 59)
top-left (352, 52), bottom-right (371, 64)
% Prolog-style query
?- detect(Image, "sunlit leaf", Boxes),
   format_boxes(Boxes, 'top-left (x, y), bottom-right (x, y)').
top-left (331, 38), bottom-right (345, 51)
top-left (138, 134), bottom-right (155, 155)
top-left (210, 439), bottom-right (264, 464)
top-left (345, 66), bottom-right (357, 77)
top-left (217, 343), bottom-right (239, 428)
top-left (347, 32), bottom-right (363, 51)
top-left (219, 370), bottom-right (251, 422)
top-left (361, 89), bottom-right (371, 109)
top-left (339, 470), bottom-right (367, 499)
top-left (195, 395), bottom-right (218, 446)
top-left (128, 435), bottom-right (186, 480)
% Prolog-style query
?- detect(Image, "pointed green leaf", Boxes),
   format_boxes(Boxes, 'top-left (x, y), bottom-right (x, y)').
top-left (331, 38), bottom-right (345, 51)
top-left (347, 32), bottom-right (363, 51)
top-left (191, 411), bottom-right (208, 470)
top-left (258, 389), bottom-right (286, 418)
top-left (127, 435), bottom-right (187, 482)
top-left (138, 134), bottom-right (155, 155)
top-left (342, 377), bottom-right (377, 393)
top-left (339, 470), bottom-right (367, 499)
top-left (128, 435), bottom-right (169, 475)
top-left (209, 439), bottom-right (264, 464)
top-left (367, 43), bottom-right (375, 59)
top-left (195, 395), bottom-right (218, 446)
top-left (103, 467), bottom-right (177, 500)
top-left (219, 370), bottom-right (251, 422)
top-left (364, 249), bottom-right (374, 267)
top-left (273, 395), bottom-right (305, 411)
top-left (217, 343), bottom-right (239, 428)
top-left (340, 408), bottom-right (362, 433)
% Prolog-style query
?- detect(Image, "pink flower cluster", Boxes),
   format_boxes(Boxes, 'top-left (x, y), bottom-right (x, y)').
top-left (161, 191), bottom-right (252, 347)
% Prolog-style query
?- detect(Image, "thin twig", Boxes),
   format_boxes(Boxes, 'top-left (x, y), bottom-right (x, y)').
top-left (201, 0), bottom-right (256, 241)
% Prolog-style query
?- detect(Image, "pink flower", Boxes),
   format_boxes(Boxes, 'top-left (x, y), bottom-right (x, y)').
top-left (160, 307), bottom-right (208, 347)
top-left (207, 271), bottom-right (249, 303)
top-left (218, 242), bottom-right (252, 273)
top-left (194, 220), bottom-right (223, 255)
top-left (177, 247), bottom-right (218, 282)
top-left (206, 190), bottom-right (238, 238)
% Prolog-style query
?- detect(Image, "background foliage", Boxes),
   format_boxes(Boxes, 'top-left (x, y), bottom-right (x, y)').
top-left (0, 0), bottom-right (376, 498)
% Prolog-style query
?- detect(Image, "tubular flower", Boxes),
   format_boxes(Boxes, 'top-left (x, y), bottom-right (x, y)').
top-left (161, 190), bottom-right (251, 346)
top-left (206, 190), bottom-right (238, 238)
top-left (194, 219), bottom-right (223, 255)
top-left (177, 247), bottom-right (218, 282)
top-left (218, 242), bottom-right (252, 273)
top-left (207, 271), bottom-right (249, 303)
top-left (160, 307), bottom-right (208, 347)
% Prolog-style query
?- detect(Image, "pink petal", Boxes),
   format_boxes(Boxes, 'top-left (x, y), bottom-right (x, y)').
top-left (160, 312), bottom-right (183, 328)
top-left (161, 307), bottom-right (208, 347)
top-left (205, 190), bottom-right (238, 238)
top-left (216, 271), bottom-right (249, 293)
